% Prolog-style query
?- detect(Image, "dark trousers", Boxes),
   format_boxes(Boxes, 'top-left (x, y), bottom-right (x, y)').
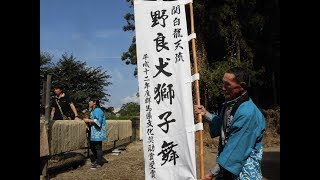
top-left (90, 141), bottom-right (102, 165)
top-left (217, 166), bottom-right (237, 180)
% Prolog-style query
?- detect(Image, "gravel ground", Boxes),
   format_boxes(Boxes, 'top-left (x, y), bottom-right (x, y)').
top-left (46, 139), bottom-right (279, 180)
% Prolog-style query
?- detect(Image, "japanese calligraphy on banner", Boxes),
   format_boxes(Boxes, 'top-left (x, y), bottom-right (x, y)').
top-left (134, 0), bottom-right (197, 179)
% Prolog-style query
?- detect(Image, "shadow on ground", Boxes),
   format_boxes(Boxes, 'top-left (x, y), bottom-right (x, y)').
top-left (47, 152), bottom-right (86, 177)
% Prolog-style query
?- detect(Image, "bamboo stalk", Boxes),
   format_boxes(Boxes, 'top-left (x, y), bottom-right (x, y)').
top-left (189, 1), bottom-right (205, 179)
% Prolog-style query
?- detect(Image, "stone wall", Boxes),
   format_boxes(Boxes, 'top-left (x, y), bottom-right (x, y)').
top-left (40, 119), bottom-right (133, 156)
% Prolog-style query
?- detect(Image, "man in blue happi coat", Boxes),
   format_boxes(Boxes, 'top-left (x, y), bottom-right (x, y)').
top-left (194, 67), bottom-right (266, 180)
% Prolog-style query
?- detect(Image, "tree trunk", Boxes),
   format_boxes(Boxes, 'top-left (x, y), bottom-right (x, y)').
top-left (236, 38), bottom-right (240, 63)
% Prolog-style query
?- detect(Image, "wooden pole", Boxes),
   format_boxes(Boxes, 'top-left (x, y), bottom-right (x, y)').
top-left (45, 75), bottom-right (52, 122)
top-left (189, 1), bottom-right (205, 179)
top-left (82, 109), bottom-right (90, 159)
top-left (42, 75), bottom-right (51, 179)
top-left (41, 80), bottom-right (46, 116)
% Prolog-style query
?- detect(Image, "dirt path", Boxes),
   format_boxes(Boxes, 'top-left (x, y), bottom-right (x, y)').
top-left (48, 140), bottom-right (279, 180)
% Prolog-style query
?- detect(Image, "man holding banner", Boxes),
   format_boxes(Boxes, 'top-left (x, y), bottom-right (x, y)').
top-left (194, 67), bottom-right (266, 180)
top-left (134, 0), bottom-right (265, 179)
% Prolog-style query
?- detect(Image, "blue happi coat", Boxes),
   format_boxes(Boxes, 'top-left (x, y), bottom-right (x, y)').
top-left (209, 98), bottom-right (266, 179)
top-left (89, 107), bottom-right (107, 142)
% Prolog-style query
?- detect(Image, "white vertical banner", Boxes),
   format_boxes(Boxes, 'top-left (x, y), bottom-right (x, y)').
top-left (134, 0), bottom-right (197, 179)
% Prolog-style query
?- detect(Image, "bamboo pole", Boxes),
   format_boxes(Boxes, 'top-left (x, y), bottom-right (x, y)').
top-left (189, 1), bottom-right (205, 179)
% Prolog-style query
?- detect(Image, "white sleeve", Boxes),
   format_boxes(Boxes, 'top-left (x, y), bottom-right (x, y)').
top-left (210, 164), bottom-right (220, 176)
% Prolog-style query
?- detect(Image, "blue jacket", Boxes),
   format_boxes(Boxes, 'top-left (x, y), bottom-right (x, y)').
top-left (90, 107), bottom-right (107, 141)
top-left (209, 98), bottom-right (265, 178)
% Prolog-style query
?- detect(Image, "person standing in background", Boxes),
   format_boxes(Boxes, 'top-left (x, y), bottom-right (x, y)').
top-left (50, 83), bottom-right (80, 120)
top-left (83, 96), bottom-right (107, 169)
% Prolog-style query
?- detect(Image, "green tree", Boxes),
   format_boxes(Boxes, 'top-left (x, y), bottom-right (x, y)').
top-left (40, 51), bottom-right (54, 90)
top-left (118, 102), bottom-right (140, 117)
top-left (200, 60), bottom-right (264, 111)
top-left (195, 0), bottom-right (273, 110)
top-left (121, 0), bottom-right (137, 76)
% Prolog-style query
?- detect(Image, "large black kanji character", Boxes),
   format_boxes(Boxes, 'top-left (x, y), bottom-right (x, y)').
top-left (153, 58), bottom-right (172, 78)
top-left (157, 140), bottom-right (179, 166)
top-left (151, 10), bottom-right (168, 27)
top-left (157, 111), bottom-right (176, 133)
top-left (154, 33), bottom-right (169, 52)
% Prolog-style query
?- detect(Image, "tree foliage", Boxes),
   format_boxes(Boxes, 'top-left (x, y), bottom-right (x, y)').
top-left (118, 102), bottom-right (140, 117)
top-left (40, 51), bottom-right (112, 112)
top-left (121, 36), bottom-right (137, 76)
top-left (192, 0), bottom-right (275, 109)
top-left (121, 0), bottom-right (137, 77)
top-left (200, 60), bottom-right (264, 101)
